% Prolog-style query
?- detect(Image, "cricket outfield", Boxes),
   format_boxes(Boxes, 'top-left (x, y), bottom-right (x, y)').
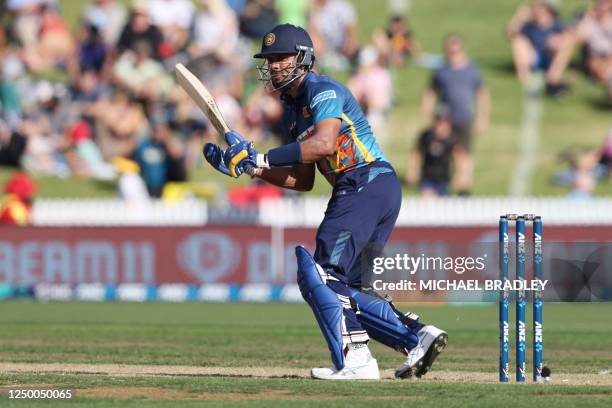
top-left (0, 301), bottom-right (611, 406)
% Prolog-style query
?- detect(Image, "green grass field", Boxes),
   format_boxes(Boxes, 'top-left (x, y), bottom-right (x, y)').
top-left (1, 302), bottom-right (611, 406)
top-left (4, 0), bottom-right (609, 198)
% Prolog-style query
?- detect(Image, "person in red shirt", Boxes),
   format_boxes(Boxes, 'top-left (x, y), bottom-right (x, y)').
top-left (0, 172), bottom-right (37, 226)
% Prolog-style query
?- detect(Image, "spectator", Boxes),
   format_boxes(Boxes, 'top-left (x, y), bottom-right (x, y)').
top-left (131, 115), bottom-right (187, 197)
top-left (406, 106), bottom-right (456, 198)
top-left (69, 68), bottom-right (110, 106)
top-left (148, 0), bottom-right (194, 36)
top-left (420, 34), bottom-right (490, 196)
top-left (575, 0), bottom-right (612, 101)
top-left (148, 0), bottom-right (194, 58)
top-left (20, 112), bottom-right (66, 176)
top-left (21, 2), bottom-right (76, 74)
top-left (63, 119), bottom-right (115, 179)
top-left (20, 81), bottom-right (72, 177)
top-left (81, 0), bottom-right (127, 47)
top-left (26, 81), bottom-right (73, 145)
top-left (0, 118), bottom-right (26, 167)
top-left (116, 0), bottom-right (163, 60)
top-left (113, 156), bottom-right (149, 204)
top-left (554, 126), bottom-right (612, 198)
top-left (385, 15), bottom-right (419, 66)
top-left (239, 0), bottom-right (278, 40)
top-left (0, 171), bottom-right (37, 226)
top-left (89, 87), bottom-right (146, 159)
top-left (507, 1), bottom-right (574, 96)
top-left (112, 40), bottom-right (173, 103)
top-left (348, 46), bottom-right (392, 145)
top-left (6, 0), bottom-right (44, 49)
top-left (77, 24), bottom-right (107, 73)
top-left (309, 0), bottom-right (358, 70)
top-left (190, 0), bottom-right (240, 63)
top-left (0, 50), bottom-right (25, 127)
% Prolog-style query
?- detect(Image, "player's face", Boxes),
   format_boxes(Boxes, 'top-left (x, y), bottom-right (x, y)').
top-left (265, 54), bottom-right (299, 88)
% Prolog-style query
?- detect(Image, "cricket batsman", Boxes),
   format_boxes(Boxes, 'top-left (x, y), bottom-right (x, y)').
top-left (204, 24), bottom-right (447, 380)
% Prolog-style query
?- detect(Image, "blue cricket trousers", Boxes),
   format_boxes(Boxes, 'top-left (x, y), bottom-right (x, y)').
top-left (313, 160), bottom-right (402, 343)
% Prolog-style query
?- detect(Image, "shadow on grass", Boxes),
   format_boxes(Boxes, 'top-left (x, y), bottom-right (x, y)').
top-left (93, 179), bottom-right (118, 194)
top-left (484, 58), bottom-right (516, 76)
top-left (585, 96), bottom-right (612, 112)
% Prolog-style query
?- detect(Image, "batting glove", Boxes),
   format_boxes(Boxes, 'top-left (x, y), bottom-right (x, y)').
top-left (222, 140), bottom-right (257, 178)
top-left (203, 143), bottom-right (233, 177)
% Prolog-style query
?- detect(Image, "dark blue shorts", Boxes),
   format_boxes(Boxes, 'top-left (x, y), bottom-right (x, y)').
top-left (314, 161), bottom-right (401, 287)
top-left (420, 179), bottom-right (449, 196)
top-left (532, 49), bottom-right (552, 71)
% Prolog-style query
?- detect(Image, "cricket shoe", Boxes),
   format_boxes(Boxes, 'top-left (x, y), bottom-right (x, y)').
top-left (311, 343), bottom-right (380, 380)
top-left (395, 325), bottom-right (448, 379)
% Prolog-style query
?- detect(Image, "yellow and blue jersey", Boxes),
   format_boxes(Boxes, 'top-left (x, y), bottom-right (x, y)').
top-left (281, 72), bottom-right (386, 181)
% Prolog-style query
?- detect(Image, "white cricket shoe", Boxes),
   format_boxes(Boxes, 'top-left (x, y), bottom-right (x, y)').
top-left (311, 343), bottom-right (380, 380)
top-left (395, 325), bottom-right (448, 379)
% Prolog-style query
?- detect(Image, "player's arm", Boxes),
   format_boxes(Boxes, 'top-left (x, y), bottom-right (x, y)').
top-left (254, 163), bottom-right (316, 192)
top-left (252, 118), bottom-right (338, 189)
top-left (217, 87), bottom-right (341, 180)
top-left (249, 118), bottom-right (339, 190)
top-left (299, 118), bottom-right (340, 163)
top-left (219, 117), bottom-right (339, 176)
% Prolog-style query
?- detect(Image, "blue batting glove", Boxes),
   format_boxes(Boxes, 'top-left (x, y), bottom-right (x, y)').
top-left (223, 140), bottom-right (257, 178)
top-left (225, 130), bottom-right (246, 146)
top-left (203, 143), bottom-right (232, 177)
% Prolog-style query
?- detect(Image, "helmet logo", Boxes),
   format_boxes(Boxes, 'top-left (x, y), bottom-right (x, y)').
top-left (264, 33), bottom-right (275, 46)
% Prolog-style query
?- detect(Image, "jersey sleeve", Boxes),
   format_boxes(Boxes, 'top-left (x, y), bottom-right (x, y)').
top-left (309, 84), bottom-right (344, 124)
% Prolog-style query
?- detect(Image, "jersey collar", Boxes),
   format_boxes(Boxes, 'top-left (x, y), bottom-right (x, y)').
top-left (281, 71), bottom-right (315, 103)
top-left (296, 71), bottom-right (315, 98)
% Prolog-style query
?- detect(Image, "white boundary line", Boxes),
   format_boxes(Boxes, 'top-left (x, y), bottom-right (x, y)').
top-left (510, 74), bottom-right (544, 196)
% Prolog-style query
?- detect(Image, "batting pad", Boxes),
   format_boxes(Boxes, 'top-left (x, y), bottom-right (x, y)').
top-left (349, 291), bottom-right (419, 352)
top-left (296, 246), bottom-right (345, 370)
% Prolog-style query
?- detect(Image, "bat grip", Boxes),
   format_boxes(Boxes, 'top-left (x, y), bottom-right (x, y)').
top-left (243, 162), bottom-right (259, 178)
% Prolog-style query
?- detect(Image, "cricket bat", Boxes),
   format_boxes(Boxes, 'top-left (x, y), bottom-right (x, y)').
top-left (174, 63), bottom-right (230, 136)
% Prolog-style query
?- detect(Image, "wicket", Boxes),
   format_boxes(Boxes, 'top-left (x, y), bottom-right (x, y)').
top-left (499, 214), bottom-right (543, 383)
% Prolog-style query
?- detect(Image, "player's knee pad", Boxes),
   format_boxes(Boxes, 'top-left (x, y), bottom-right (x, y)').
top-left (296, 245), bottom-right (345, 370)
top-left (349, 290), bottom-right (419, 352)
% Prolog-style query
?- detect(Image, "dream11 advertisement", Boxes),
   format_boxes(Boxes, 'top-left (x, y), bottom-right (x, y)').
top-left (2, 226), bottom-right (611, 299)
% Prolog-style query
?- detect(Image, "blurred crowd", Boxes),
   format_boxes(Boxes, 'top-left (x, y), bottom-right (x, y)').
top-left (508, 0), bottom-right (612, 98)
top-left (0, 0), bottom-right (610, 207)
top-left (506, 0), bottom-right (612, 199)
top-left (0, 0), bottom-right (417, 204)
top-left (409, 0), bottom-right (612, 198)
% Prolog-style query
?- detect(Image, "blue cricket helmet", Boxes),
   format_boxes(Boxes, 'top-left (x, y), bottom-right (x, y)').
top-left (254, 24), bottom-right (315, 91)
top-left (254, 24), bottom-right (315, 65)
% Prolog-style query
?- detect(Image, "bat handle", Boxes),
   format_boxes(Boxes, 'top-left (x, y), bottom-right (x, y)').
top-left (244, 162), bottom-right (259, 178)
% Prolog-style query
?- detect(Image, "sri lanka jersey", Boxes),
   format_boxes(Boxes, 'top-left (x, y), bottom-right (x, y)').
top-left (280, 72), bottom-right (386, 182)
